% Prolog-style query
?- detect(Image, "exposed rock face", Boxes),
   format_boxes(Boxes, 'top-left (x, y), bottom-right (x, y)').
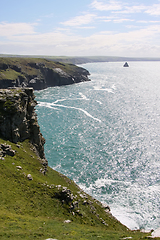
top-left (0, 88), bottom-right (47, 170)
top-left (0, 143), bottom-right (16, 157)
top-left (0, 58), bottom-right (90, 90)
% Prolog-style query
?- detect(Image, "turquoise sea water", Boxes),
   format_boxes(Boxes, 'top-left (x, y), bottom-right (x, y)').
top-left (35, 61), bottom-right (160, 230)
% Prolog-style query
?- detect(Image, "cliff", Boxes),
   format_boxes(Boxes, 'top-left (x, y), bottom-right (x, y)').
top-left (0, 89), bottom-right (151, 239)
top-left (0, 88), bottom-right (47, 172)
top-left (0, 57), bottom-right (90, 90)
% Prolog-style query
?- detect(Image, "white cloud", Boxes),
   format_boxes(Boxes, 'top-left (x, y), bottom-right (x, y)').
top-left (0, 22), bottom-right (36, 37)
top-left (91, 0), bottom-right (123, 11)
top-left (75, 26), bottom-right (96, 29)
top-left (69, 25), bottom-right (160, 57)
top-left (91, 0), bottom-right (160, 16)
top-left (145, 3), bottom-right (160, 16)
top-left (136, 20), bottom-right (160, 24)
top-left (61, 13), bottom-right (96, 26)
top-left (0, 20), bottom-right (160, 57)
top-left (117, 5), bottom-right (147, 14)
top-left (114, 18), bottom-right (134, 23)
top-left (103, 17), bottom-right (134, 23)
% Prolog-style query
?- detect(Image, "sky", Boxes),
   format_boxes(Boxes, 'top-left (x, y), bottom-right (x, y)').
top-left (0, 0), bottom-right (160, 57)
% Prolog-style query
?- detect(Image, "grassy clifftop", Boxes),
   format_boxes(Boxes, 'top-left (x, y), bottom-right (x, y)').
top-left (0, 138), bottom-right (152, 239)
top-left (0, 57), bottom-right (90, 90)
top-left (0, 57), bottom-right (85, 78)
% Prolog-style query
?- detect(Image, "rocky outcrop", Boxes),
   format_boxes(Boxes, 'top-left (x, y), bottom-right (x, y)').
top-left (123, 62), bottom-right (129, 67)
top-left (0, 143), bottom-right (16, 157)
top-left (0, 58), bottom-right (90, 90)
top-left (0, 88), bottom-right (47, 171)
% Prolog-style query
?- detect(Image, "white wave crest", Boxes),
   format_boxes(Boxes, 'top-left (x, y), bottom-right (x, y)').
top-left (38, 101), bottom-right (102, 123)
top-left (79, 92), bottom-right (89, 100)
top-left (96, 100), bottom-right (103, 105)
top-left (94, 178), bottom-right (131, 188)
top-left (93, 86), bottom-right (114, 93)
top-left (53, 103), bottom-right (102, 123)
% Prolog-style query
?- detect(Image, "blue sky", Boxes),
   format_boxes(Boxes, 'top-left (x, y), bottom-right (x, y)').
top-left (0, 0), bottom-right (160, 57)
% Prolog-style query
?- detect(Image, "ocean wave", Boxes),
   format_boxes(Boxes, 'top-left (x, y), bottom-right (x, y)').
top-left (36, 61), bottom-right (160, 231)
top-left (38, 101), bottom-right (102, 123)
top-left (93, 86), bottom-right (114, 93)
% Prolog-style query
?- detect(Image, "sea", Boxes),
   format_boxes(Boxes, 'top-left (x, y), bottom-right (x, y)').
top-left (35, 61), bottom-right (160, 231)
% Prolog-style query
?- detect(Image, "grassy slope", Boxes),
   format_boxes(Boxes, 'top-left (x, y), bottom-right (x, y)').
top-left (0, 138), bottom-right (152, 240)
top-left (0, 57), bottom-right (85, 81)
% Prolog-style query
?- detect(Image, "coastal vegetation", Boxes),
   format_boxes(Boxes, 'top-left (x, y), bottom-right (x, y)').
top-left (0, 57), bottom-right (90, 90)
top-left (0, 88), bottom-right (155, 239)
top-left (0, 138), bottom-right (152, 240)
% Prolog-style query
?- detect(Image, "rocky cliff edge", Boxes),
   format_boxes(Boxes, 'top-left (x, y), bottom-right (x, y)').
top-left (0, 88), bottom-right (47, 172)
top-left (0, 57), bottom-right (90, 90)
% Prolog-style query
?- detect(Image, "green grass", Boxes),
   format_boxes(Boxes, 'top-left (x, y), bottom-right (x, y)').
top-left (0, 138), bottom-right (154, 239)
top-left (0, 69), bottom-right (23, 80)
top-left (0, 57), bottom-right (87, 82)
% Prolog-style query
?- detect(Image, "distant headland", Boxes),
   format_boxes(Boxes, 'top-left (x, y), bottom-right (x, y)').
top-left (0, 57), bottom-right (90, 90)
top-left (1, 54), bottom-right (160, 64)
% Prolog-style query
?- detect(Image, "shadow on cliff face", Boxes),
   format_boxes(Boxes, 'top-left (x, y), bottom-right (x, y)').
top-left (0, 58), bottom-right (90, 90)
top-left (0, 88), bottom-right (48, 172)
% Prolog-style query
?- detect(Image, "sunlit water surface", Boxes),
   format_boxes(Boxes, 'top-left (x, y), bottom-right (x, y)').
top-left (35, 62), bottom-right (160, 230)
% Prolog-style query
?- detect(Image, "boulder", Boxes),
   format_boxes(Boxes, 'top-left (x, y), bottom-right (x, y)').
top-left (0, 143), bottom-right (15, 156)
top-left (27, 174), bottom-right (33, 180)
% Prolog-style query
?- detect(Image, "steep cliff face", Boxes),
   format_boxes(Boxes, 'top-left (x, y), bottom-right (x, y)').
top-left (0, 88), bottom-right (47, 170)
top-left (0, 58), bottom-right (90, 90)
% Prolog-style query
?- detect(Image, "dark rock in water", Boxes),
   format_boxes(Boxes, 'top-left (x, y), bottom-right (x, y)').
top-left (123, 62), bottom-right (129, 67)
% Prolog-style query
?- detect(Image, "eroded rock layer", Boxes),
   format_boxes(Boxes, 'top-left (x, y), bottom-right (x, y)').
top-left (0, 88), bottom-right (47, 170)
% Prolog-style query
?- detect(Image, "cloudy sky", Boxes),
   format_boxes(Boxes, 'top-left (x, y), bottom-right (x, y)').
top-left (0, 0), bottom-right (160, 57)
